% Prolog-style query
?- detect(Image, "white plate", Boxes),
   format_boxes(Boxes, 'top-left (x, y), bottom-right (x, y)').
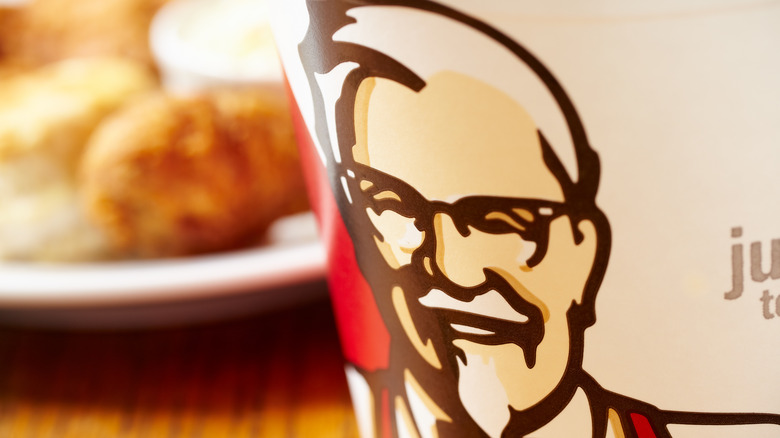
top-left (0, 213), bottom-right (328, 328)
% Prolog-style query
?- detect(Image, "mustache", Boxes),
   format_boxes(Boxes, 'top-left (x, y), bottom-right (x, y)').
top-left (398, 266), bottom-right (546, 369)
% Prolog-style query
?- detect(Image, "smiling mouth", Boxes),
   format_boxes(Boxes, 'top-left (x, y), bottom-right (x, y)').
top-left (419, 288), bottom-right (532, 338)
top-left (413, 273), bottom-right (545, 368)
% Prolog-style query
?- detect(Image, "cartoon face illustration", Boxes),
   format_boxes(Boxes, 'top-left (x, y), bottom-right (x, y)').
top-left (285, 0), bottom-right (780, 436)
top-left (348, 71), bottom-right (601, 415)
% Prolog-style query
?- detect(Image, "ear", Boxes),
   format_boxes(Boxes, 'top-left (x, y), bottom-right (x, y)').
top-left (568, 218), bottom-right (599, 306)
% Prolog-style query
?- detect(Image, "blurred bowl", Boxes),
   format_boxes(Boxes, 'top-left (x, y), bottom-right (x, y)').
top-left (149, 0), bottom-right (283, 94)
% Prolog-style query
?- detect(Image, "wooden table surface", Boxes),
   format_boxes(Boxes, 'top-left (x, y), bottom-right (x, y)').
top-left (0, 293), bottom-right (359, 438)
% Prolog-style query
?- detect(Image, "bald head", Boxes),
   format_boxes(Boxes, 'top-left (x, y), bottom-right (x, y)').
top-left (352, 71), bottom-right (564, 203)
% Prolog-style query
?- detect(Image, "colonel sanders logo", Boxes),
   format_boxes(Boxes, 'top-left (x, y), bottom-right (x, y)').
top-left (281, 1), bottom-right (780, 436)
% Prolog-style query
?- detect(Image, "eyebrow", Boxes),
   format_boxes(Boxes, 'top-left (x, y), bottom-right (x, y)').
top-left (354, 166), bottom-right (421, 199)
top-left (373, 190), bottom-right (402, 202)
top-left (484, 211), bottom-right (527, 232)
top-left (513, 208), bottom-right (534, 222)
top-left (353, 165), bottom-right (567, 215)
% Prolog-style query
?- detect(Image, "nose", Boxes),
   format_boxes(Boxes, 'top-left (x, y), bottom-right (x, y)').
top-left (433, 212), bottom-right (536, 288)
top-left (433, 213), bottom-right (493, 288)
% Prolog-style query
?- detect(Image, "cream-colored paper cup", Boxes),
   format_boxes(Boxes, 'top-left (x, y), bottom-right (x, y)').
top-left (272, 1), bottom-right (780, 437)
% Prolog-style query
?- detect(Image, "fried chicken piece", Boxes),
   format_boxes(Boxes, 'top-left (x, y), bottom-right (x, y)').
top-left (0, 6), bottom-right (33, 76)
top-left (0, 58), bottom-right (34, 81)
top-left (0, 6), bottom-right (16, 57)
top-left (80, 88), bottom-right (309, 258)
top-left (0, 57), bottom-right (157, 175)
top-left (0, 0), bottom-right (168, 71)
top-left (0, 57), bottom-right (157, 261)
top-left (211, 88), bottom-right (309, 223)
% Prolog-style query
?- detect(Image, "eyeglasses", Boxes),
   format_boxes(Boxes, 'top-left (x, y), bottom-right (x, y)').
top-left (346, 164), bottom-right (569, 268)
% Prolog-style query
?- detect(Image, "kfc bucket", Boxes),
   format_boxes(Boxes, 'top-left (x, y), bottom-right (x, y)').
top-left (271, 1), bottom-right (780, 436)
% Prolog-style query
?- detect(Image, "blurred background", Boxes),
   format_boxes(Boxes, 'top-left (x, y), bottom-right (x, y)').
top-left (0, 0), bottom-right (358, 436)
top-left (0, 0), bottom-right (309, 263)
